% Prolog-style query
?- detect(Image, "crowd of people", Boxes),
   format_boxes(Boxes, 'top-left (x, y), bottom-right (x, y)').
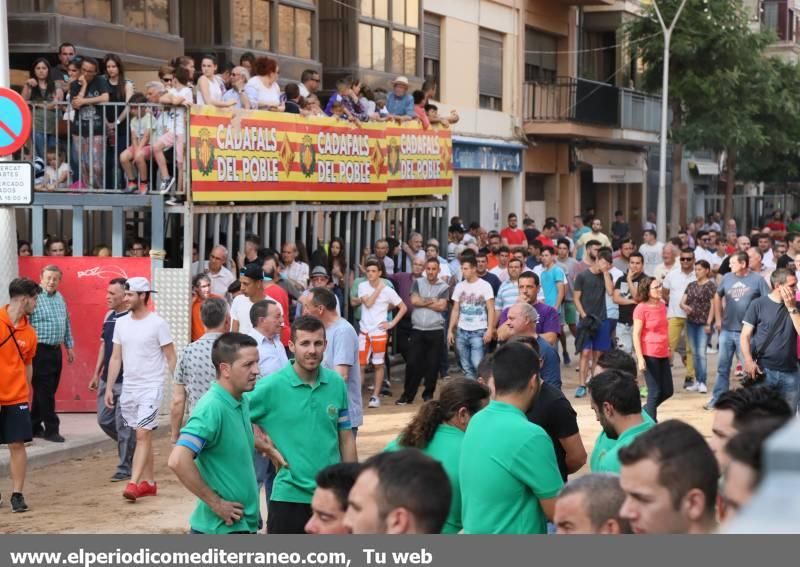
top-left (20, 43), bottom-right (457, 200)
top-left (2, 206), bottom-right (799, 534)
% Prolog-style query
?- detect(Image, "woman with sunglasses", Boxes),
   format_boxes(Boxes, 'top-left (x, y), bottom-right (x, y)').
top-left (633, 276), bottom-right (673, 421)
top-left (680, 260), bottom-right (716, 394)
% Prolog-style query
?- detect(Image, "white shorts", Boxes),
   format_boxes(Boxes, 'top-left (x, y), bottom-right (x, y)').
top-left (120, 387), bottom-right (163, 430)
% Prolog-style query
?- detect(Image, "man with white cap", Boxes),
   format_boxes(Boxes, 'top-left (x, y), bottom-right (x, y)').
top-left (386, 76), bottom-right (415, 122)
top-left (104, 277), bottom-right (176, 503)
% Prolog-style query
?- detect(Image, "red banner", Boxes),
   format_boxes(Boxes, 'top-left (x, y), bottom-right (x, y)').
top-left (18, 257), bottom-right (152, 412)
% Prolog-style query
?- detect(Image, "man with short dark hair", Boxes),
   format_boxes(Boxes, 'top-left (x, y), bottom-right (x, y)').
top-left (619, 420), bottom-right (719, 534)
top-left (305, 462), bottom-right (362, 534)
top-left (247, 316), bottom-right (357, 533)
top-left (613, 252), bottom-right (646, 355)
top-left (46, 238), bottom-right (67, 256)
top-left (168, 333), bottom-right (262, 534)
top-left (89, 278), bottom-right (134, 482)
top-left (555, 474), bottom-right (632, 534)
top-left (30, 265), bottom-right (75, 443)
top-left (298, 69), bottom-right (320, 98)
top-left (248, 300), bottom-right (288, 377)
top-left (496, 271), bottom-right (561, 347)
top-left (345, 449), bottom-right (450, 534)
top-left (0, 278), bottom-right (41, 512)
top-left (448, 256), bottom-right (495, 380)
top-left (575, 218), bottom-right (611, 252)
top-left (588, 370), bottom-right (654, 474)
top-left (230, 264), bottom-right (265, 335)
top-left (475, 252), bottom-right (501, 296)
top-left (460, 342), bottom-right (563, 533)
top-left (50, 42), bottom-right (75, 84)
top-left (611, 211), bottom-right (630, 251)
top-left (663, 248), bottom-right (697, 389)
top-left (501, 213), bottom-right (526, 247)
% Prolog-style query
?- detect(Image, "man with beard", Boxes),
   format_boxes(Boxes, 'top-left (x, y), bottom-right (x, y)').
top-left (588, 370), bottom-right (654, 474)
top-left (305, 462), bottom-right (362, 534)
top-left (247, 316), bottom-right (357, 533)
top-left (613, 239), bottom-right (635, 273)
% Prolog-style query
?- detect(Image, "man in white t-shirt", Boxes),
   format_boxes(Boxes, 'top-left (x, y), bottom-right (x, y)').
top-left (358, 259), bottom-right (407, 408)
top-left (639, 229), bottom-right (664, 277)
top-left (282, 241), bottom-right (310, 290)
top-left (489, 246), bottom-right (511, 283)
top-left (663, 250), bottom-right (697, 390)
top-left (448, 256), bottom-right (496, 379)
top-left (231, 264), bottom-right (265, 334)
top-left (104, 277), bottom-right (175, 503)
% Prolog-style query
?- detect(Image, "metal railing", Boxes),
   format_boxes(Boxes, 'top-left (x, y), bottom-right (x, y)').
top-left (25, 101), bottom-right (189, 196)
top-left (523, 76), bottom-right (662, 133)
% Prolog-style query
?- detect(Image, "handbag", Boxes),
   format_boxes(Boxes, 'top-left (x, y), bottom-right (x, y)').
top-left (746, 306), bottom-right (789, 386)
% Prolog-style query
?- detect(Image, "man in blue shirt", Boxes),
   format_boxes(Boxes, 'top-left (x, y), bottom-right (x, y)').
top-left (386, 76), bottom-right (415, 121)
top-left (500, 302), bottom-right (561, 389)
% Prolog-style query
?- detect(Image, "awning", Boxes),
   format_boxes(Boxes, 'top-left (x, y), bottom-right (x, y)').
top-left (689, 160), bottom-right (720, 176)
top-left (593, 167), bottom-right (645, 184)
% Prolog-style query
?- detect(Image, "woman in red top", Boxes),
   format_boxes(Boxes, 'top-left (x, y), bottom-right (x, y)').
top-left (633, 276), bottom-right (672, 421)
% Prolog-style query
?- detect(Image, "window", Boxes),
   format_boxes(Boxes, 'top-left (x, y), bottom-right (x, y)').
top-left (525, 28), bottom-right (557, 83)
top-left (57, 0), bottom-right (111, 21)
top-left (392, 0), bottom-right (418, 28)
top-left (359, 23), bottom-right (386, 70)
top-left (361, 0), bottom-right (388, 20)
top-left (391, 31), bottom-right (416, 75)
top-left (423, 13), bottom-right (440, 92)
top-left (124, 0), bottom-right (170, 33)
top-left (762, 1), bottom-right (796, 42)
top-left (278, 4), bottom-right (312, 59)
top-left (479, 29), bottom-right (503, 111)
top-left (458, 177), bottom-right (481, 227)
top-left (233, 0), bottom-right (270, 49)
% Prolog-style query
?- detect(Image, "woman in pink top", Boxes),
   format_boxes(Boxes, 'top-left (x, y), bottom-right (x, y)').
top-left (633, 276), bottom-right (673, 421)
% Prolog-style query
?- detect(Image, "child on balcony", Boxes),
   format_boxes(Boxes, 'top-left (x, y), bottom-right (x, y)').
top-left (119, 93), bottom-right (152, 194)
top-left (45, 150), bottom-right (71, 190)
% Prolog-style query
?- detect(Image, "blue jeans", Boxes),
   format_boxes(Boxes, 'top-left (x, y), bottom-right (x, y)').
top-left (686, 322), bottom-right (710, 384)
top-left (711, 329), bottom-right (743, 405)
top-left (456, 328), bottom-right (486, 379)
top-left (764, 367), bottom-right (800, 414)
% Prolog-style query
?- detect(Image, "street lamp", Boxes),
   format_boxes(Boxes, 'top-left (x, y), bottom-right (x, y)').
top-left (652, 0), bottom-right (689, 243)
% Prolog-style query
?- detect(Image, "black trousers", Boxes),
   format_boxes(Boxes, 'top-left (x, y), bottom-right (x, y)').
top-left (31, 344), bottom-right (63, 436)
top-left (267, 501), bottom-right (312, 534)
top-left (402, 329), bottom-right (444, 402)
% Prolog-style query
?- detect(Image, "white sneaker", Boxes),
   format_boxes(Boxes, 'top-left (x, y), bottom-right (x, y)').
top-left (698, 383), bottom-right (708, 394)
top-left (706, 346), bottom-right (718, 354)
top-left (685, 382), bottom-right (700, 392)
top-left (368, 396), bottom-right (380, 408)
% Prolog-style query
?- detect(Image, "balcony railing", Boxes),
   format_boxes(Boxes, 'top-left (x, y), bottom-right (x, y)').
top-left (523, 76), bottom-right (662, 134)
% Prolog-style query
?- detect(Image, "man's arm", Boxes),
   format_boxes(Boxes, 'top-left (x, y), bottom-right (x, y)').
top-left (559, 433), bottom-right (588, 475)
top-left (25, 364), bottom-right (32, 385)
top-left (447, 301), bottom-right (461, 346)
top-left (573, 290), bottom-right (585, 319)
top-left (428, 298), bottom-right (448, 312)
top-left (740, 323), bottom-right (758, 377)
top-left (410, 292), bottom-right (432, 308)
top-left (555, 281), bottom-right (565, 311)
top-left (360, 284), bottom-right (384, 309)
top-left (484, 298), bottom-right (496, 343)
top-left (386, 301), bottom-right (408, 329)
top-left (163, 343), bottom-right (178, 374)
top-left (169, 384), bottom-right (187, 442)
top-left (64, 304), bottom-right (75, 363)
top-left (168, 445), bottom-right (244, 526)
top-left (89, 339), bottom-right (106, 390)
top-left (231, 319), bottom-right (240, 332)
top-left (713, 293), bottom-right (723, 332)
top-left (104, 343), bottom-right (123, 408)
top-left (334, 365), bottom-right (351, 382)
top-left (339, 428), bottom-right (358, 462)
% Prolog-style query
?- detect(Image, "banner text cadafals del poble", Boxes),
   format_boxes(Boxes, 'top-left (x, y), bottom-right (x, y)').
top-left (189, 107), bottom-right (453, 202)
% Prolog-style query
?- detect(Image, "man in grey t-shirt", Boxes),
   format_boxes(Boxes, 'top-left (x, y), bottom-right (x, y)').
top-left (707, 251), bottom-right (772, 409)
top-left (300, 287), bottom-right (363, 434)
top-left (398, 258), bottom-right (450, 404)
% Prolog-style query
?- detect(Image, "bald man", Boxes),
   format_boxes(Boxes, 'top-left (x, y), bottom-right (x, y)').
top-left (193, 245), bottom-right (236, 297)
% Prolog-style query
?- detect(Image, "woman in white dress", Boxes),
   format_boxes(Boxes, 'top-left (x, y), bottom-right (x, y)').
top-left (245, 56), bottom-right (284, 112)
top-left (196, 55), bottom-right (235, 109)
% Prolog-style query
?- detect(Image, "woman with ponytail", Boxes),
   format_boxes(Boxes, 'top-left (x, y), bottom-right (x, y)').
top-left (384, 377), bottom-right (490, 533)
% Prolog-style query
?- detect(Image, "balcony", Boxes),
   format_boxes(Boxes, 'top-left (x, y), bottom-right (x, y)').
top-left (523, 77), bottom-right (662, 145)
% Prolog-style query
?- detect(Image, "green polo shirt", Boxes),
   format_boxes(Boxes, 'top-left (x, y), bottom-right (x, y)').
top-left (460, 400), bottom-right (563, 534)
top-left (385, 423), bottom-right (465, 534)
top-left (590, 411), bottom-right (655, 474)
top-left (247, 363), bottom-right (350, 504)
top-left (178, 381), bottom-right (259, 534)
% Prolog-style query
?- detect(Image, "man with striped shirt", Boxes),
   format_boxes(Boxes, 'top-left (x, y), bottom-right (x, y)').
top-left (30, 265), bottom-right (75, 443)
top-left (494, 257), bottom-right (523, 314)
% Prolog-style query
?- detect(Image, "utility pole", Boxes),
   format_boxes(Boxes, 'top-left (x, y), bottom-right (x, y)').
top-left (652, 0), bottom-right (688, 243)
top-left (0, 0), bottom-right (19, 305)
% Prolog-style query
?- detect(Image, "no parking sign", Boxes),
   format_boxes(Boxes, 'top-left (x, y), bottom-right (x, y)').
top-left (0, 86), bottom-right (31, 156)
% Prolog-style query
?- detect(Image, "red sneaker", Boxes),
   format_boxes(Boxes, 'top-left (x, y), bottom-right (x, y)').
top-left (123, 482), bottom-right (139, 501)
top-left (138, 481), bottom-right (157, 498)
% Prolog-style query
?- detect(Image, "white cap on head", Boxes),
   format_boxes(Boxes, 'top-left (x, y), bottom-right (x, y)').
top-left (126, 277), bottom-right (157, 293)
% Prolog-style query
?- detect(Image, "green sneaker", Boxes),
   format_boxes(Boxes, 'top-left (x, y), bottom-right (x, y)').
top-left (639, 385), bottom-right (648, 399)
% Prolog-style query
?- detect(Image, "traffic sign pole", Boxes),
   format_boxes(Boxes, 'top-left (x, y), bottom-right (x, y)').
top-left (0, 0), bottom-right (21, 306)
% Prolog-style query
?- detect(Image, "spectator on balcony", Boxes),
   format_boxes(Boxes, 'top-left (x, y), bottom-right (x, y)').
top-left (222, 66), bottom-right (252, 110)
top-left (157, 65), bottom-right (175, 89)
top-left (246, 57), bottom-right (284, 112)
top-left (46, 238), bottom-right (68, 257)
top-left (298, 69), bottom-right (320, 98)
top-left (325, 77), bottom-right (364, 121)
top-left (21, 58), bottom-right (63, 161)
top-left (284, 83), bottom-right (302, 115)
top-left (18, 241), bottom-right (32, 257)
top-left (220, 62), bottom-right (235, 90)
top-left (302, 94), bottom-right (326, 118)
top-left (172, 56), bottom-right (196, 84)
top-left (240, 52), bottom-right (256, 74)
top-left (119, 93), bottom-right (152, 195)
top-left (359, 84), bottom-right (376, 117)
top-left (103, 54), bottom-right (134, 190)
top-left (156, 65), bottom-right (193, 198)
top-left (44, 150), bottom-right (71, 190)
top-left (413, 90), bottom-right (430, 129)
top-left (196, 55), bottom-right (234, 109)
top-left (50, 42), bottom-right (75, 86)
top-left (70, 57), bottom-right (110, 189)
top-left (386, 76), bottom-right (415, 121)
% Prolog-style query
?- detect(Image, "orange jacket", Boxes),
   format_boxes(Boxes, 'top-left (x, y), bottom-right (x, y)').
top-left (0, 306), bottom-right (38, 405)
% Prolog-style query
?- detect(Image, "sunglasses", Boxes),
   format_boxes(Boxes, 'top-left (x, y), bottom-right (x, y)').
top-left (680, 257), bottom-right (694, 262)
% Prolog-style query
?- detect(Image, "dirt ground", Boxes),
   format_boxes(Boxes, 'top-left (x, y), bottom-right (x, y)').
top-left (0, 358), bottom-right (714, 534)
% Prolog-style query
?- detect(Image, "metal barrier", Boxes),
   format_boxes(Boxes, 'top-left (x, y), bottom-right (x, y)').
top-left (26, 101), bottom-right (189, 196)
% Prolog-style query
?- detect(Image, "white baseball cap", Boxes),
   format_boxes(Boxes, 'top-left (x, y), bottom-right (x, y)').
top-left (126, 277), bottom-right (157, 293)
top-left (393, 76), bottom-right (410, 86)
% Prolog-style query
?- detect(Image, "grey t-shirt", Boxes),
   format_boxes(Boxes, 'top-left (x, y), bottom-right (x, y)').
top-left (411, 278), bottom-right (450, 331)
top-left (556, 257), bottom-right (579, 302)
top-left (323, 318), bottom-right (363, 428)
top-left (574, 269), bottom-right (608, 320)
top-left (743, 296), bottom-right (798, 371)
top-left (718, 272), bottom-right (771, 332)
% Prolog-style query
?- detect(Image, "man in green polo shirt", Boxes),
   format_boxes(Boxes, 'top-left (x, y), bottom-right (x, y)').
top-left (248, 315), bottom-right (357, 534)
top-left (588, 369), bottom-right (655, 474)
top-left (168, 333), bottom-right (263, 534)
top-left (460, 342), bottom-right (564, 534)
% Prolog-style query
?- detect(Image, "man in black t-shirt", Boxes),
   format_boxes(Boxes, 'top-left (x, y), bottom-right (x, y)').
top-left (612, 252), bottom-right (646, 355)
top-left (70, 57), bottom-right (110, 188)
